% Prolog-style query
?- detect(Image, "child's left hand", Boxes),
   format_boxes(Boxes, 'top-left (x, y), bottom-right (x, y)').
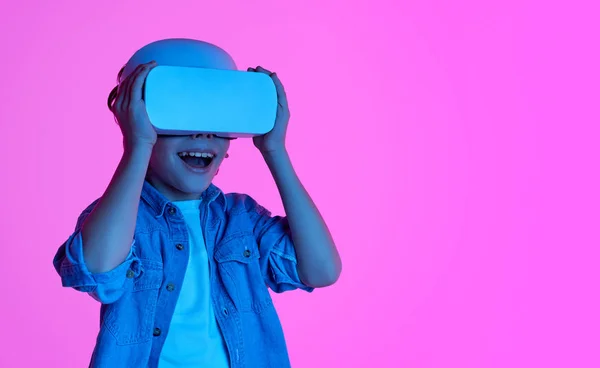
top-left (247, 66), bottom-right (290, 155)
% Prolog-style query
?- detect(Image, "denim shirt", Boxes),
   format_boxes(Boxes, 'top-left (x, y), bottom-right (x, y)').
top-left (53, 180), bottom-right (314, 367)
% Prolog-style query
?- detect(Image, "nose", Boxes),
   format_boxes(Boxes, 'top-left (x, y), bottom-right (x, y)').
top-left (191, 133), bottom-right (214, 139)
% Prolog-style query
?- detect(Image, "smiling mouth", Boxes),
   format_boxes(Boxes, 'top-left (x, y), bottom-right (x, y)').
top-left (177, 152), bottom-right (215, 169)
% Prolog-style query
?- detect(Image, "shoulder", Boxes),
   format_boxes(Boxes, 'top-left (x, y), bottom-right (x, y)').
top-left (223, 192), bottom-right (270, 216)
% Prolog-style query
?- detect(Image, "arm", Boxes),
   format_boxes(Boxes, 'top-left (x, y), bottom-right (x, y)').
top-left (53, 144), bottom-right (152, 303)
top-left (53, 62), bottom-right (161, 303)
top-left (247, 65), bottom-right (341, 288)
top-left (262, 148), bottom-right (342, 288)
top-left (81, 144), bottom-right (152, 273)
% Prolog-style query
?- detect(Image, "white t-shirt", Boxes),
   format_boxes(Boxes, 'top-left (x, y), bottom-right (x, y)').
top-left (158, 199), bottom-right (229, 368)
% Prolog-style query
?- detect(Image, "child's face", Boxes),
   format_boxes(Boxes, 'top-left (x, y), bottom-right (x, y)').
top-left (145, 133), bottom-right (231, 201)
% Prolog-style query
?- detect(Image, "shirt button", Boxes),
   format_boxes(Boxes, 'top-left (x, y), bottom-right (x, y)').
top-left (153, 327), bottom-right (161, 336)
top-left (126, 269), bottom-right (135, 278)
top-left (166, 283), bottom-right (175, 292)
top-left (243, 249), bottom-right (251, 258)
top-left (168, 207), bottom-right (176, 215)
top-left (176, 243), bottom-right (184, 251)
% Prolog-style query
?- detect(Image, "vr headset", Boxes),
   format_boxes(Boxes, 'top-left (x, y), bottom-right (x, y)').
top-left (107, 38), bottom-right (278, 139)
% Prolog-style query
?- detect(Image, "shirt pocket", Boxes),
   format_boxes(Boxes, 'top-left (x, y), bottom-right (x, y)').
top-left (214, 234), bottom-right (273, 313)
top-left (103, 260), bottom-right (163, 345)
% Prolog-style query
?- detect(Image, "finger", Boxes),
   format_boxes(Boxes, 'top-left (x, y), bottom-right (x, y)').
top-left (116, 64), bottom-right (143, 111)
top-left (114, 81), bottom-right (125, 112)
top-left (130, 61), bottom-right (157, 104)
top-left (123, 62), bottom-right (151, 109)
top-left (110, 66), bottom-right (126, 112)
top-left (116, 65), bottom-right (125, 83)
top-left (114, 73), bottom-right (130, 112)
top-left (269, 72), bottom-right (288, 108)
top-left (107, 85), bottom-right (118, 112)
top-left (255, 66), bottom-right (272, 74)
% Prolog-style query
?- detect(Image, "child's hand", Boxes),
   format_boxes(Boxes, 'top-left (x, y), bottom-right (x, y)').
top-left (248, 66), bottom-right (290, 154)
top-left (111, 61), bottom-right (158, 150)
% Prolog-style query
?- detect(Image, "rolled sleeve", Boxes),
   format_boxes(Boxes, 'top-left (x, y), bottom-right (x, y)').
top-left (247, 198), bottom-right (314, 294)
top-left (52, 202), bottom-right (143, 304)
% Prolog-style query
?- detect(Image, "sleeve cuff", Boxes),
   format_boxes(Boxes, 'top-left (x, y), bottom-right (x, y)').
top-left (267, 252), bottom-right (315, 294)
top-left (58, 231), bottom-right (141, 302)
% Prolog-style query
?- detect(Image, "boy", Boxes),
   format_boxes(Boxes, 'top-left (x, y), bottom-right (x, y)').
top-left (52, 39), bottom-right (342, 367)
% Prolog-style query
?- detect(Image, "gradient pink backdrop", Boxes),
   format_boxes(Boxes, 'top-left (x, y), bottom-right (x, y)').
top-left (1, 0), bottom-right (598, 367)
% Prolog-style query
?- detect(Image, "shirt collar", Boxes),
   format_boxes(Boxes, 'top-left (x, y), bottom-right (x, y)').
top-left (141, 180), bottom-right (227, 218)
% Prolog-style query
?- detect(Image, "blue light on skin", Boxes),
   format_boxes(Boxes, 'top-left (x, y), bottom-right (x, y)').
top-left (147, 133), bottom-right (233, 201)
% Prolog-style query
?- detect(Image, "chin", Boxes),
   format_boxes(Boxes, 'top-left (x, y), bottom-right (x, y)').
top-left (174, 158), bottom-right (220, 189)
top-left (177, 177), bottom-right (213, 195)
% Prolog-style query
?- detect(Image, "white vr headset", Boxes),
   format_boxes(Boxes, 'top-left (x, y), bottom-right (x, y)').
top-left (108, 38), bottom-right (278, 139)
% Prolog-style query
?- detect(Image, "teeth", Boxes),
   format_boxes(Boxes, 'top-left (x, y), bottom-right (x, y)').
top-left (178, 152), bottom-right (215, 158)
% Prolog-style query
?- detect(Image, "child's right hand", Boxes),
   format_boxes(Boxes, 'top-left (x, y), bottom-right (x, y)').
top-left (111, 61), bottom-right (158, 149)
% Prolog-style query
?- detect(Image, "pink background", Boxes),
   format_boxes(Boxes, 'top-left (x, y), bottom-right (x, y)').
top-left (1, 0), bottom-right (598, 367)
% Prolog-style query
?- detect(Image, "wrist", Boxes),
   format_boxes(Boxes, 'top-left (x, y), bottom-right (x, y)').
top-left (260, 146), bottom-right (288, 158)
top-left (124, 141), bottom-right (154, 158)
